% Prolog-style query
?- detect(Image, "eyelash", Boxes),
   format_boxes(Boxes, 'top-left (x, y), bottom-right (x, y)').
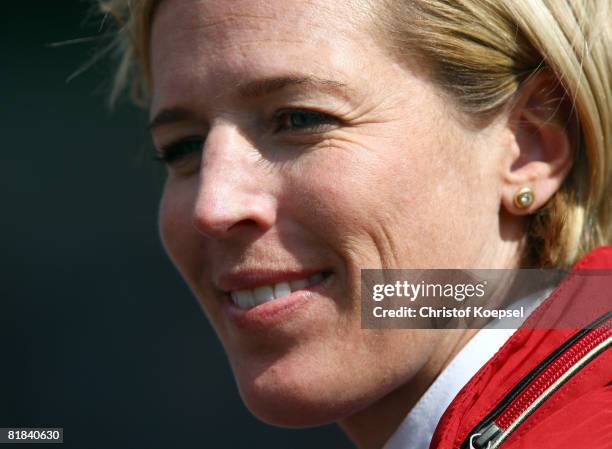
top-left (272, 109), bottom-right (340, 133)
top-left (154, 137), bottom-right (203, 165)
top-left (154, 109), bottom-right (339, 165)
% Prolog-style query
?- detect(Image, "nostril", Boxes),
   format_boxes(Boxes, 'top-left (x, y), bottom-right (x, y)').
top-left (192, 207), bottom-right (268, 239)
top-left (229, 218), bottom-right (259, 229)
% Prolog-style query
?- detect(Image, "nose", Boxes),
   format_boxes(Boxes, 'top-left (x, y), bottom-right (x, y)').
top-left (191, 123), bottom-right (276, 239)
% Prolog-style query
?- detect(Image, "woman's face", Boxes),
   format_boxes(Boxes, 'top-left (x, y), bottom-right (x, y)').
top-left (150, 0), bottom-right (515, 426)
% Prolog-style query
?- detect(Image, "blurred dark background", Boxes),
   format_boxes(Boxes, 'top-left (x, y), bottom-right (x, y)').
top-left (1, 2), bottom-right (353, 447)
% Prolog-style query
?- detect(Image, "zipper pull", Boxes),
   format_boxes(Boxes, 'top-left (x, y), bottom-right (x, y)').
top-left (469, 423), bottom-right (502, 449)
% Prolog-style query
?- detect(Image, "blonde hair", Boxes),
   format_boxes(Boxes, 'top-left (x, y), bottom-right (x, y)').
top-left (98, 0), bottom-right (612, 267)
top-left (98, 0), bottom-right (158, 106)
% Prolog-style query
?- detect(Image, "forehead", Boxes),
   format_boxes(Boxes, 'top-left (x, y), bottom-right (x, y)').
top-left (149, 0), bottom-right (377, 112)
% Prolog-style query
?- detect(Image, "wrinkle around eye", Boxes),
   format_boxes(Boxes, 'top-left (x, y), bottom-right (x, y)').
top-left (273, 109), bottom-right (341, 134)
top-left (277, 128), bottom-right (384, 159)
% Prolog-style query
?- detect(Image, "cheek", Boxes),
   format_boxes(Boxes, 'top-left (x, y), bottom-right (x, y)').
top-left (158, 186), bottom-right (183, 263)
top-left (158, 182), bottom-right (227, 330)
top-left (280, 137), bottom-right (420, 248)
top-left (158, 182), bottom-right (202, 281)
top-left (281, 126), bottom-right (493, 269)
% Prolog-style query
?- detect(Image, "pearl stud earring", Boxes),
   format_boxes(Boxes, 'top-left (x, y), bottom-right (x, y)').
top-left (514, 187), bottom-right (535, 209)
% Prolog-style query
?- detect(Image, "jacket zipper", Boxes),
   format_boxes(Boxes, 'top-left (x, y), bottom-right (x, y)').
top-left (462, 312), bottom-right (612, 449)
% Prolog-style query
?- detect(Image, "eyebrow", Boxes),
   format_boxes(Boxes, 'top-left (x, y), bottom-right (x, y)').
top-left (148, 107), bottom-right (195, 131)
top-left (237, 75), bottom-right (349, 98)
top-left (149, 75), bottom-right (350, 131)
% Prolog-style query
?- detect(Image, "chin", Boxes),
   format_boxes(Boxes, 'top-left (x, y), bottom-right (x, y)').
top-left (231, 353), bottom-right (369, 428)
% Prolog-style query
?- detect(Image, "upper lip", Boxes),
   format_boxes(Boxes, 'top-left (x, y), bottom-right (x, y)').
top-left (215, 269), bottom-right (326, 292)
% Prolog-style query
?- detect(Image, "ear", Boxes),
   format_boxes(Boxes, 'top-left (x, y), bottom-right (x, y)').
top-left (500, 71), bottom-right (577, 215)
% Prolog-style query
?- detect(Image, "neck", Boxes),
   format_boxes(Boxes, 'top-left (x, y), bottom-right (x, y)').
top-left (338, 328), bottom-right (478, 449)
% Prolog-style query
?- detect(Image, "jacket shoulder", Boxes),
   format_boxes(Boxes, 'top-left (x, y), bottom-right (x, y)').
top-left (430, 246), bottom-right (612, 449)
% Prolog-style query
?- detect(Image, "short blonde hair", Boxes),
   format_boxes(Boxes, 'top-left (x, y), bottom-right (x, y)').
top-left (98, 0), bottom-right (612, 268)
top-left (98, 0), bottom-right (158, 106)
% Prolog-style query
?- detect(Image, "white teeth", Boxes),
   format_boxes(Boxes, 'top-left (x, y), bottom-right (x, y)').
top-left (229, 273), bottom-right (328, 310)
top-left (253, 285), bottom-right (275, 302)
top-left (289, 278), bottom-right (309, 290)
top-left (274, 282), bottom-right (291, 298)
top-left (231, 290), bottom-right (255, 309)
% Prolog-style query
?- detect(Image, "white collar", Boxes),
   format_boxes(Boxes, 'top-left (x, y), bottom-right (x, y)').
top-left (382, 289), bottom-right (550, 449)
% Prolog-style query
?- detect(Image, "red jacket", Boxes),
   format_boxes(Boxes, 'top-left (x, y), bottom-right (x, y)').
top-left (431, 246), bottom-right (612, 449)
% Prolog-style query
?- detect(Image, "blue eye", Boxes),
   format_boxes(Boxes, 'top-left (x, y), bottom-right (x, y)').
top-left (274, 109), bottom-right (338, 132)
top-left (155, 138), bottom-right (204, 165)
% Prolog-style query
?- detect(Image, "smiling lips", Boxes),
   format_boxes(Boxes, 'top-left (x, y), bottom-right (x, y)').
top-left (229, 272), bottom-right (327, 310)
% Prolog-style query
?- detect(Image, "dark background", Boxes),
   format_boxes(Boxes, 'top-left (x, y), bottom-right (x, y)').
top-left (1, 2), bottom-right (354, 448)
